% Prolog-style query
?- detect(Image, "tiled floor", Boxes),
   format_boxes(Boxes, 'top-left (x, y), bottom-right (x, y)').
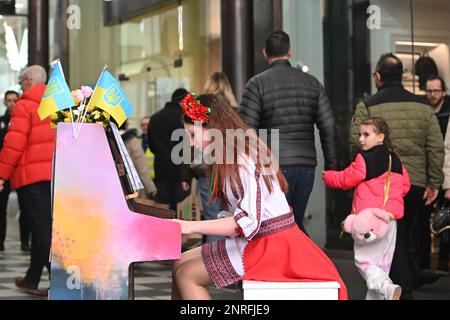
top-left (2, 192), bottom-right (449, 300)
top-left (0, 239), bottom-right (50, 300)
top-left (0, 235), bottom-right (240, 300)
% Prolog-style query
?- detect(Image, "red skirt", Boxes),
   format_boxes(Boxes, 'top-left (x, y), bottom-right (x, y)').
top-left (243, 226), bottom-right (348, 300)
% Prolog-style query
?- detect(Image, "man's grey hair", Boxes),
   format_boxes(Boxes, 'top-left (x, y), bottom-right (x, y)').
top-left (21, 65), bottom-right (47, 84)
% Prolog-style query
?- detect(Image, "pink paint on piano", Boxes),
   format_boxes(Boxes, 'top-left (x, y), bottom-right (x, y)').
top-left (50, 123), bottom-right (181, 300)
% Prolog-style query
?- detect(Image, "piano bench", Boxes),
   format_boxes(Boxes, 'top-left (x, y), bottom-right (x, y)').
top-left (242, 280), bottom-right (340, 300)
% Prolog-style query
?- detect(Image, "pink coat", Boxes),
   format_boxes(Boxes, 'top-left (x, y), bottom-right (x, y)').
top-left (323, 146), bottom-right (410, 220)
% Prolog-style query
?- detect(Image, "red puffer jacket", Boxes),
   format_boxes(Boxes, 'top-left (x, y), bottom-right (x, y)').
top-left (0, 84), bottom-right (55, 190)
top-left (323, 145), bottom-right (411, 220)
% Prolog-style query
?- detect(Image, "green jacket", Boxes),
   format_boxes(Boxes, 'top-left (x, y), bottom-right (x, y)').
top-left (350, 85), bottom-right (444, 189)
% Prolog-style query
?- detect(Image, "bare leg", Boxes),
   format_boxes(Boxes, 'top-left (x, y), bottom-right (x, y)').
top-left (173, 246), bottom-right (213, 300)
top-left (172, 246), bottom-right (204, 300)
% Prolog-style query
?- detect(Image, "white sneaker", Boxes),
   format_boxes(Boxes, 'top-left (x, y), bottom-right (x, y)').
top-left (385, 284), bottom-right (402, 300)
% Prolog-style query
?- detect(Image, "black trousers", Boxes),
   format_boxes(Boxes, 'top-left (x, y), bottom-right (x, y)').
top-left (155, 180), bottom-right (189, 212)
top-left (0, 181), bottom-right (10, 246)
top-left (0, 181), bottom-right (31, 246)
top-left (415, 201), bottom-right (433, 269)
top-left (389, 185), bottom-right (425, 298)
top-left (17, 190), bottom-right (32, 247)
top-left (17, 182), bottom-right (52, 288)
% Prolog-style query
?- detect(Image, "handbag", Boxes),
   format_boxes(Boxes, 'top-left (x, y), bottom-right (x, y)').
top-left (430, 200), bottom-right (450, 236)
top-left (341, 154), bottom-right (392, 238)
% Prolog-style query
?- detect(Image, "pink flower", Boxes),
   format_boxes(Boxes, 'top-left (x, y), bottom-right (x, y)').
top-left (81, 86), bottom-right (94, 99)
top-left (74, 90), bottom-right (84, 101)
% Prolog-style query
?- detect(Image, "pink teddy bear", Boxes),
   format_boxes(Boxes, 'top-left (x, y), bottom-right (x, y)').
top-left (343, 208), bottom-right (391, 245)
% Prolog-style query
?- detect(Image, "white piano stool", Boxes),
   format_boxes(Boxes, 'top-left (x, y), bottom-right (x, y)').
top-left (243, 281), bottom-right (340, 300)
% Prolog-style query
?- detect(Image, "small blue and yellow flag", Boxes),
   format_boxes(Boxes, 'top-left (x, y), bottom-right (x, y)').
top-left (38, 60), bottom-right (75, 120)
top-left (88, 68), bottom-right (133, 127)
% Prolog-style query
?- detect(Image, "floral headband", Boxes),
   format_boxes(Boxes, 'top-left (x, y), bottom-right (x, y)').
top-left (181, 93), bottom-right (211, 124)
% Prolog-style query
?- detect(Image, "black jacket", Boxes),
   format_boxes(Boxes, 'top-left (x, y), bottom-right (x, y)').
top-left (436, 96), bottom-right (450, 138)
top-left (148, 101), bottom-right (185, 182)
top-left (240, 60), bottom-right (337, 169)
top-left (121, 128), bottom-right (139, 144)
top-left (0, 110), bottom-right (11, 150)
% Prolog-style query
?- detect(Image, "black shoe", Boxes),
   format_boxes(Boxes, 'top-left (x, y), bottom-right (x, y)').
top-left (413, 270), bottom-right (441, 289)
top-left (0, 244), bottom-right (4, 251)
top-left (21, 244), bottom-right (30, 252)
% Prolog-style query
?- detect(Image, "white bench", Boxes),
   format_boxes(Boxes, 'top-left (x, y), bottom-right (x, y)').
top-left (243, 281), bottom-right (340, 300)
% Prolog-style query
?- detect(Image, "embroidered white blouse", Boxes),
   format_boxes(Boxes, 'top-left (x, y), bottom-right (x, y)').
top-left (222, 160), bottom-right (291, 277)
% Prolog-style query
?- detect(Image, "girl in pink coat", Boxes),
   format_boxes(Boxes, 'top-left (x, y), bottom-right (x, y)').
top-left (323, 117), bottom-right (411, 300)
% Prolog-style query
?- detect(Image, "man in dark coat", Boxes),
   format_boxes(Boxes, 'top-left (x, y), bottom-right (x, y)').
top-left (240, 31), bottom-right (337, 234)
top-left (148, 89), bottom-right (190, 211)
top-left (0, 90), bottom-right (20, 252)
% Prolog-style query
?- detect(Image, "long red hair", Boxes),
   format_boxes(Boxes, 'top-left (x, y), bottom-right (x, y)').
top-left (182, 94), bottom-right (288, 201)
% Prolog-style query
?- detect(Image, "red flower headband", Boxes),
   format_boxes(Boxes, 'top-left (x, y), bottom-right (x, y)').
top-left (181, 93), bottom-right (211, 124)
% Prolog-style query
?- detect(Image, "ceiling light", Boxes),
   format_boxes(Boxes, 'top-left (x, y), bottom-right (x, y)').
top-left (396, 41), bottom-right (442, 47)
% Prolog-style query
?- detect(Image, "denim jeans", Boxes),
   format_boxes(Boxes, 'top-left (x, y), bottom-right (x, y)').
top-left (281, 165), bottom-right (315, 235)
top-left (198, 176), bottom-right (224, 243)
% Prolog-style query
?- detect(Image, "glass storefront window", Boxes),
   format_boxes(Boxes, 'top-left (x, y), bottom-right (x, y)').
top-left (409, 0), bottom-right (450, 95)
top-left (14, 0), bottom-right (28, 15)
top-left (117, 0), bottom-right (221, 123)
top-left (284, 0), bottom-right (450, 249)
top-left (0, 15), bottom-right (27, 114)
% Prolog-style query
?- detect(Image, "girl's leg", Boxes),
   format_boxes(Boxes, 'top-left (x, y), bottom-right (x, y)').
top-left (172, 246), bottom-right (203, 300)
top-left (172, 246), bottom-right (213, 300)
top-left (355, 242), bottom-right (386, 300)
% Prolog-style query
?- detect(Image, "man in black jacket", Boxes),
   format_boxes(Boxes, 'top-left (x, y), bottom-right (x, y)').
top-left (426, 75), bottom-right (450, 275)
top-left (148, 89), bottom-right (190, 211)
top-left (240, 31), bottom-right (337, 234)
top-left (0, 90), bottom-right (23, 251)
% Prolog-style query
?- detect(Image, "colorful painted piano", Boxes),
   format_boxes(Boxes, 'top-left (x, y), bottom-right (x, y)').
top-left (49, 123), bottom-right (181, 300)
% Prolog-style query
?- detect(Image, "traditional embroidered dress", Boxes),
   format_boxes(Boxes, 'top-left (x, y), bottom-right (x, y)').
top-left (201, 160), bottom-right (348, 300)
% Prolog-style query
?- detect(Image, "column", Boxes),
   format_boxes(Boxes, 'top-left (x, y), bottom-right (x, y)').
top-left (253, 0), bottom-right (282, 74)
top-left (221, 0), bottom-right (254, 102)
top-left (53, 0), bottom-right (70, 80)
top-left (28, 0), bottom-right (49, 69)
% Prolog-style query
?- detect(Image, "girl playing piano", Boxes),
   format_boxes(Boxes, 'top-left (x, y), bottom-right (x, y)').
top-left (172, 93), bottom-right (348, 300)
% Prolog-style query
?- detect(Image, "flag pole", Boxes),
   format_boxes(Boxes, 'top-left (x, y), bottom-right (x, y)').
top-left (75, 65), bottom-right (108, 140)
top-left (52, 58), bottom-right (76, 141)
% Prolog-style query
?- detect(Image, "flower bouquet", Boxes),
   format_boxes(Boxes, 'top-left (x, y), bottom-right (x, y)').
top-left (49, 86), bottom-right (111, 130)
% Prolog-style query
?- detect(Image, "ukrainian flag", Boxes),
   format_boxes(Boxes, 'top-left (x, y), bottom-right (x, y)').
top-left (38, 60), bottom-right (76, 120)
top-left (88, 68), bottom-right (133, 127)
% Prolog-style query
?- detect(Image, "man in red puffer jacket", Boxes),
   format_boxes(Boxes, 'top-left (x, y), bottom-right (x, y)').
top-left (0, 65), bottom-right (54, 298)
